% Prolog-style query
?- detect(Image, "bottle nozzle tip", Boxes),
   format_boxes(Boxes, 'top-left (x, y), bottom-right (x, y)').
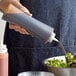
top-left (53, 38), bottom-right (59, 42)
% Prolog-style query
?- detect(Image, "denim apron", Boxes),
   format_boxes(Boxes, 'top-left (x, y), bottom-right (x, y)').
top-left (4, 0), bottom-right (76, 76)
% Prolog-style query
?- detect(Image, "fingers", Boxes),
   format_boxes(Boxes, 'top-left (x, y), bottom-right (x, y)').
top-left (19, 6), bottom-right (32, 16)
top-left (9, 23), bottom-right (29, 35)
top-left (10, 0), bottom-right (32, 16)
top-left (19, 28), bottom-right (29, 35)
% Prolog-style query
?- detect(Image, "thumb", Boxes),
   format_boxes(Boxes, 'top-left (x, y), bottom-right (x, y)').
top-left (20, 6), bottom-right (32, 16)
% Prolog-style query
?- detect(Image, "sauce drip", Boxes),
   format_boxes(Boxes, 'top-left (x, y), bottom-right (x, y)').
top-left (58, 41), bottom-right (66, 54)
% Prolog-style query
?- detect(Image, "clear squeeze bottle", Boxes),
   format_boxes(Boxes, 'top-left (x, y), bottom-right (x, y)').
top-left (0, 42), bottom-right (8, 76)
top-left (3, 4), bottom-right (58, 43)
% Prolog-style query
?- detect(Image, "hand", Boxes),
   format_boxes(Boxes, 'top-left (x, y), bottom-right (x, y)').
top-left (6, 0), bottom-right (32, 16)
top-left (9, 23), bottom-right (29, 35)
top-left (0, 0), bottom-right (32, 35)
top-left (8, 6), bottom-right (32, 35)
top-left (8, 0), bottom-right (32, 34)
top-left (8, 5), bottom-right (32, 35)
top-left (0, 0), bottom-right (32, 16)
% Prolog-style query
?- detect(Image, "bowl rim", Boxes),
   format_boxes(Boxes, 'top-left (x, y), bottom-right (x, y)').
top-left (17, 71), bottom-right (54, 76)
top-left (44, 55), bottom-right (66, 64)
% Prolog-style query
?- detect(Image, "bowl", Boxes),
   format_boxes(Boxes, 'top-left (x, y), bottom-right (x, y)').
top-left (18, 71), bottom-right (54, 76)
top-left (44, 56), bottom-right (76, 76)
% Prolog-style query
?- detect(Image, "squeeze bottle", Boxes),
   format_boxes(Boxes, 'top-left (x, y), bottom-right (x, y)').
top-left (0, 41), bottom-right (8, 76)
top-left (3, 4), bottom-right (58, 43)
top-left (0, 11), bottom-right (8, 76)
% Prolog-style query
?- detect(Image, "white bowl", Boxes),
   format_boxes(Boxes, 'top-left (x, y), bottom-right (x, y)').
top-left (44, 56), bottom-right (76, 76)
top-left (18, 71), bottom-right (54, 76)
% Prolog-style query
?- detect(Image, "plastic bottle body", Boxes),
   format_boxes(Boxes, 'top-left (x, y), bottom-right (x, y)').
top-left (2, 4), bottom-right (58, 43)
top-left (0, 44), bottom-right (8, 76)
top-left (0, 52), bottom-right (8, 76)
top-left (0, 7), bottom-right (8, 76)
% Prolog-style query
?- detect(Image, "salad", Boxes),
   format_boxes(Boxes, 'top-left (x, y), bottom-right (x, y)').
top-left (46, 52), bottom-right (76, 68)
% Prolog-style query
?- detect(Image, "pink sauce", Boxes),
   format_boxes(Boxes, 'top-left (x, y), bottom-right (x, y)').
top-left (0, 53), bottom-right (8, 76)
